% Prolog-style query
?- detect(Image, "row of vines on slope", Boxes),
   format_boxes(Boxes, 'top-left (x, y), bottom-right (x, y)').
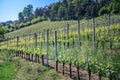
top-left (0, 18), bottom-right (120, 80)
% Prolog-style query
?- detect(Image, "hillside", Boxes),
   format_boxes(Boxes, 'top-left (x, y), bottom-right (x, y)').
top-left (5, 14), bottom-right (120, 39)
top-left (0, 14), bottom-right (120, 80)
top-left (1, 0), bottom-right (120, 80)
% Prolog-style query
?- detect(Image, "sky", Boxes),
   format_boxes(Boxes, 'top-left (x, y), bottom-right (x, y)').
top-left (0, 0), bottom-right (59, 22)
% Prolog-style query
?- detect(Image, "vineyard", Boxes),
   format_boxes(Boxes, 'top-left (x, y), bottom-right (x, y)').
top-left (5, 14), bottom-right (120, 38)
top-left (0, 15), bottom-right (120, 80)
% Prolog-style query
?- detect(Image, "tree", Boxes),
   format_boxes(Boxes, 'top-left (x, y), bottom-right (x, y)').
top-left (16, 0), bottom-right (120, 26)
top-left (34, 8), bottom-right (40, 18)
top-left (0, 24), bottom-right (6, 38)
top-left (111, 0), bottom-right (120, 14)
top-left (18, 4), bottom-right (34, 22)
top-left (98, 6), bottom-right (108, 15)
top-left (18, 12), bottom-right (24, 22)
top-left (50, 3), bottom-right (59, 20)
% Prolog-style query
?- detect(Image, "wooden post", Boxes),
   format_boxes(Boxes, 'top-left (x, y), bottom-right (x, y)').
top-left (64, 28), bottom-right (66, 48)
top-left (34, 33), bottom-right (37, 48)
top-left (72, 36), bottom-right (75, 48)
top-left (46, 29), bottom-right (49, 66)
top-left (16, 36), bottom-right (19, 56)
top-left (41, 55), bottom-right (44, 65)
top-left (108, 14), bottom-right (112, 50)
top-left (92, 18), bottom-right (96, 50)
top-left (67, 24), bottom-right (72, 77)
top-left (77, 66), bottom-right (80, 80)
top-left (16, 36), bottom-right (19, 47)
top-left (99, 68), bottom-right (102, 80)
top-left (88, 63), bottom-right (91, 80)
top-left (24, 35), bottom-right (26, 46)
top-left (42, 30), bottom-right (45, 43)
top-left (69, 60), bottom-right (72, 78)
top-left (62, 62), bottom-right (65, 75)
top-left (78, 20), bottom-right (81, 50)
top-left (67, 23), bottom-right (69, 48)
top-left (41, 31), bottom-right (44, 65)
top-left (108, 14), bottom-right (110, 34)
top-left (34, 33), bottom-right (37, 62)
top-left (54, 31), bottom-right (58, 71)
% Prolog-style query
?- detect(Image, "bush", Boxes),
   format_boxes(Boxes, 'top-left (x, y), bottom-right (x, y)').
top-left (31, 16), bottom-right (45, 24)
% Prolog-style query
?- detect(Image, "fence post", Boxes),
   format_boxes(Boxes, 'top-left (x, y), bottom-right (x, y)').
top-left (16, 36), bottom-right (19, 47)
top-left (54, 31), bottom-right (58, 71)
top-left (72, 35), bottom-right (75, 48)
top-left (34, 33), bottom-right (38, 62)
top-left (46, 29), bottom-right (49, 66)
top-left (107, 14), bottom-right (112, 50)
top-left (64, 28), bottom-right (66, 48)
top-left (34, 33), bottom-right (37, 48)
top-left (92, 18), bottom-right (96, 51)
top-left (78, 19), bottom-right (81, 50)
top-left (43, 29), bottom-right (45, 43)
top-left (41, 31), bottom-right (45, 65)
top-left (67, 23), bottom-right (69, 48)
top-left (16, 36), bottom-right (19, 56)
top-left (108, 14), bottom-right (110, 34)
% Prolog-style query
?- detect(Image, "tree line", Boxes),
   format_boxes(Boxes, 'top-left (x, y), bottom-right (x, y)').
top-left (18, 0), bottom-right (120, 22)
top-left (1, 0), bottom-right (120, 32)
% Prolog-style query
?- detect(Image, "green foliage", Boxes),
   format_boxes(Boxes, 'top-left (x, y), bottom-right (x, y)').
top-left (31, 16), bottom-right (45, 24)
top-left (18, 4), bottom-right (33, 22)
top-left (1, 23), bottom-right (120, 79)
top-left (0, 50), bottom-right (18, 80)
top-left (0, 24), bottom-right (7, 39)
top-left (111, 0), bottom-right (120, 14)
top-left (18, 22), bottom-right (31, 28)
top-left (15, 0), bottom-right (120, 29)
top-left (0, 61), bottom-right (17, 80)
top-left (99, 7), bottom-right (108, 16)
top-left (0, 50), bottom-right (67, 80)
top-left (18, 12), bottom-right (24, 22)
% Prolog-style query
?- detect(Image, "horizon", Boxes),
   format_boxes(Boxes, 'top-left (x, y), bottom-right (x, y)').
top-left (0, 0), bottom-right (59, 22)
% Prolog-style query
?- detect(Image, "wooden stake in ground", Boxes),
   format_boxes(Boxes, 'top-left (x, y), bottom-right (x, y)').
top-left (34, 33), bottom-right (37, 62)
top-left (92, 18), bottom-right (96, 51)
top-left (107, 14), bottom-right (112, 50)
top-left (16, 36), bottom-right (19, 56)
top-left (54, 31), bottom-right (58, 71)
top-left (46, 29), bottom-right (49, 66)
top-left (67, 23), bottom-right (69, 48)
top-left (78, 20), bottom-right (81, 50)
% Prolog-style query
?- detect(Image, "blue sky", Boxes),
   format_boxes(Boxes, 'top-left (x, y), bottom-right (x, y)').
top-left (0, 0), bottom-right (59, 22)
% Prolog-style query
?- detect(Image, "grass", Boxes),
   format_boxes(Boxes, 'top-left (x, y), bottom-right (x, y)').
top-left (15, 59), bottom-right (67, 80)
top-left (0, 50), bottom-right (70, 80)
top-left (0, 61), bottom-right (17, 80)
top-left (0, 50), bottom-right (17, 80)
